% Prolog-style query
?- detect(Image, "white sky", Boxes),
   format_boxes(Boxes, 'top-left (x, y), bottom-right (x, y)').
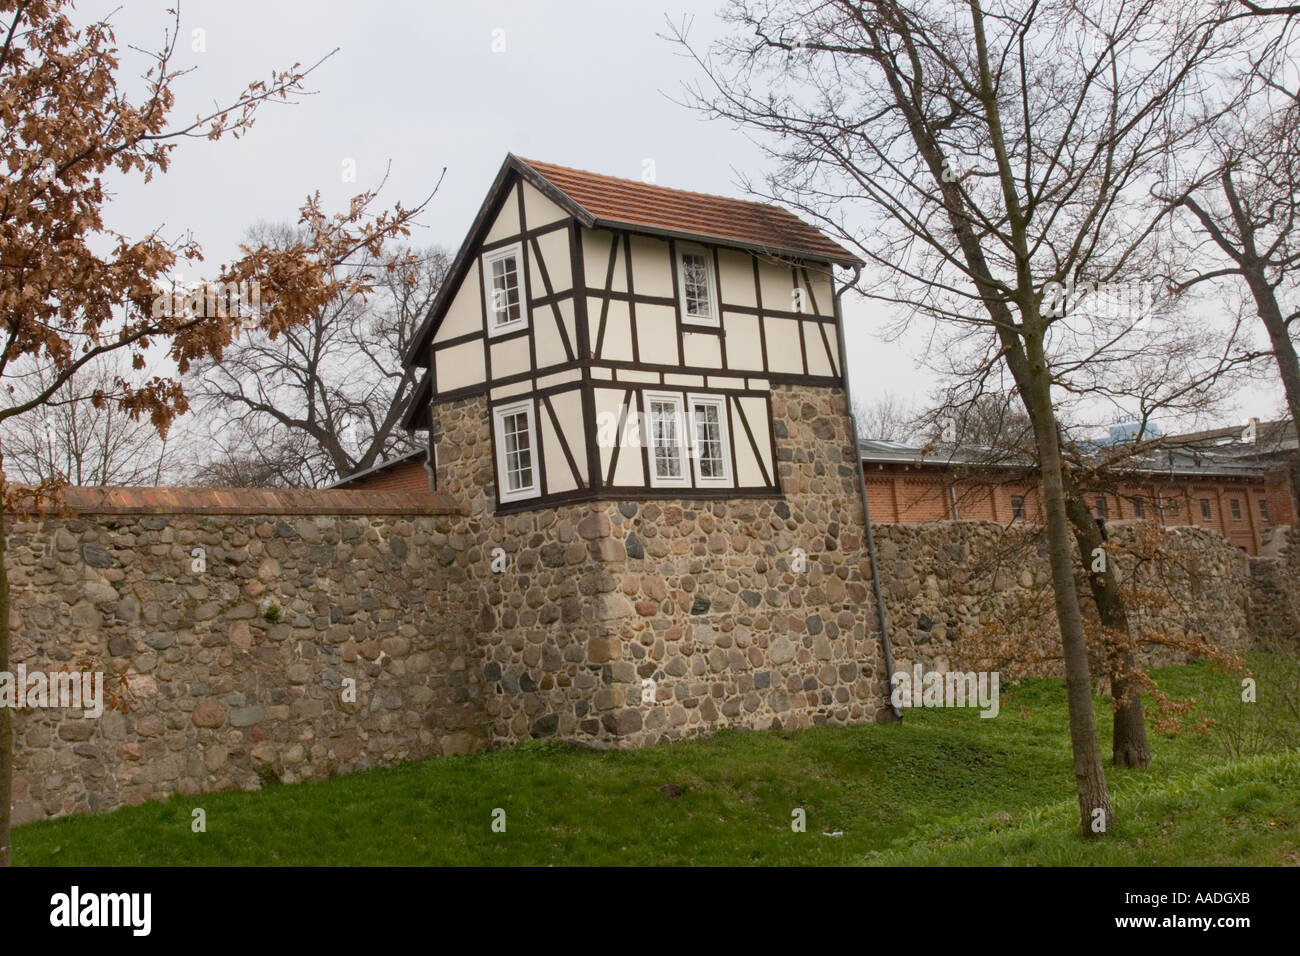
top-left (82, 0), bottom-right (1282, 438)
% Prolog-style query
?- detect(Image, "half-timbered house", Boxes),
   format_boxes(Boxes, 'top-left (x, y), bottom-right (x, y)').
top-left (395, 156), bottom-right (893, 747)
top-left (402, 155), bottom-right (861, 510)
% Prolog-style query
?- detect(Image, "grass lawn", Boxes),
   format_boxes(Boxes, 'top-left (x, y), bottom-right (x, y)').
top-left (14, 658), bottom-right (1300, 866)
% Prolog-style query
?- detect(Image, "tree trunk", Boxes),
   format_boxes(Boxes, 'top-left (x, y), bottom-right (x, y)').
top-left (1063, 491), bottom-right (1151, 769)
top-left (0, 492), bottom-right (12, 867)
top-left (1021, 342), bottom-right (1115, 836)
top-left (889, 0), bottom-right (1114, 834)
top-left (1242, 265), bottom-right (1300, 522)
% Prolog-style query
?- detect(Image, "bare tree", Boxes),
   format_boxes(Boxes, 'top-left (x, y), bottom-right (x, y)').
top-left (922, 371), bottom-right (1253, 771)
top-left (854, 391), bottom-right (919, 441)
top-left (188, 429), bottom-right (322, 489)
top-left (186, 231), bottom-right (448, 487)
top-left (1166, 9), bottom-right (1300, 513)
top-left (0, 355), bottom-right (170, 486)
top-left (675, 0), bottom-right (1258, 831)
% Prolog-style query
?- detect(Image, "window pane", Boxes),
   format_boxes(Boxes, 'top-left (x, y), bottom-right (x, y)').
top-left (681, 253), bottom-right (711, 318)
top-left (650, 401), bottom-right (682, 478)
top-left (491, 255), bottom-right (521, 324)
top-left (693, 403), bottom-right (724, 478)
top-left (502, 411), bottom-right (532, 492)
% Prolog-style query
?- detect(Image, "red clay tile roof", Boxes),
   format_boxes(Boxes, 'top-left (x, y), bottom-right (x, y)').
top-left (517, 157), bottom-right (862, 267)
top-left (14, 485), bottom-right (462, 516)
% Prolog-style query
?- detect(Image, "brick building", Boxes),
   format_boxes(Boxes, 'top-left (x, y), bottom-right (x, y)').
top-left (332, 448), bottom-right (432, 494)
top-left (860, 421), bottom-right (1297, 555)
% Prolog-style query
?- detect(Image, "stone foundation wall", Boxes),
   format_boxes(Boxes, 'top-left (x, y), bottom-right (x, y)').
top-left (9, 383), bottom-right (892, 823)
top-left (431, 384), bottom-right (892, 749)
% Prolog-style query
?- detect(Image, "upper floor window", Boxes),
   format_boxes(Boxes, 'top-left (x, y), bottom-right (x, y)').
top-left (493, 399), bottom-right (539, 503)
top-left (1095, 496), bottom-right (1108, 519)
top-left (1131, 498), bottom-right (1145, 519)
top-left (483, 243), bottom-right (528, 337)
top-left (1199, 498), bottom-right (1212, 522)
top-left (1260, 498), bottom-right (1271, 522)
top-left (677, 248), bottom-right (718, 327)
top-left (1010, 495), bottom-right (1025, 520)
top-left (1230, 498), bottom-right (1243, 522)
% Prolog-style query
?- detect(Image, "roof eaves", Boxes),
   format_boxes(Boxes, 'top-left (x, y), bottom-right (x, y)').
top-left (399, 373), bottom-right (433, 431)
top-left (858, 441), bottom-right (1033, 470)
top-left (589, 216), bottom-right (861, 269)
top-left (328, 447), bottom-right (427, 489)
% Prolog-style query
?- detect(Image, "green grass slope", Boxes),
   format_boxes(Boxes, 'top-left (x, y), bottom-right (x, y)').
top-left (15, 659), bottom-right (1299, 866)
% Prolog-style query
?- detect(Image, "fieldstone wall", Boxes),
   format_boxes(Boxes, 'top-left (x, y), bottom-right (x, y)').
top-left (431, 384), bottom-right (893, 749)
top-left (9, 383), bottom-right (893, 824)
top-left (1249, 526), bottom-right (1300, 648)
top-left (12, 404), bottom-right (1290, 826)
top-left (6, 491), bottom-right (485, 825)
top-left (871, 519), bottom-right (1262, 677)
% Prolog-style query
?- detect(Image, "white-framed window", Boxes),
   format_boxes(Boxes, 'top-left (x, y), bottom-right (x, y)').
top-left (687, 393), bottom-right (732, 487)
top-left (482, 242), bottom-right (528, 337)
top-left (676, 246), bottom-right (718, 326)
top-left (643, 391), bottom-right (689, 488)
top-left (492, 399), bottom-right (539, 502)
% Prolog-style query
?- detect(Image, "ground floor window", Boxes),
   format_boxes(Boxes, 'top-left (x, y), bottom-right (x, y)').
top-left (645, 392), bottom-right (689, 488)
top-left (688, 393), bottom-right (731, 487)
top-left (643, 390), bottom-right (735, 490)
top-left (493, 399), bottom-right (539, 502)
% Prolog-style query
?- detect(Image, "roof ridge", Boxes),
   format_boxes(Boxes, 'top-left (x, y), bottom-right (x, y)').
top-left (516, 156), bottom-right (796, 216)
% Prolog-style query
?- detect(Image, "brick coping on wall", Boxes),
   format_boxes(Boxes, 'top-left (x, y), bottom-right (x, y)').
top-left (12, 485), bottom-right (464, 517)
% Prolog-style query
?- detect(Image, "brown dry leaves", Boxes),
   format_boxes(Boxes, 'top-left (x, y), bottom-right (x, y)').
top-left (951, 521), bottom-right (1246, 733)
top-left (0, 1), bottom-right (428, 456)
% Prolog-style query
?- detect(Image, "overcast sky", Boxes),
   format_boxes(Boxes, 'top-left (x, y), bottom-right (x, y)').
top-left (84, 0), bottom-right (1281, 436)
